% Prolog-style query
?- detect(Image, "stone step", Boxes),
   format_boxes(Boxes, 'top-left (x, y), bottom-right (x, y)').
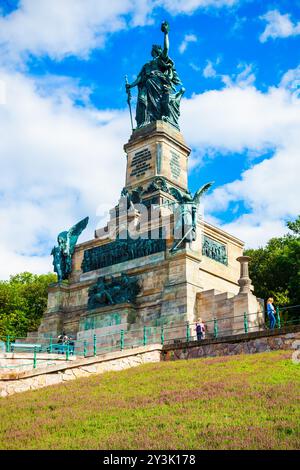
top-left (197, 289), bottom-right (222, 300)
top-left (214, 292), bottom-right (235, 302)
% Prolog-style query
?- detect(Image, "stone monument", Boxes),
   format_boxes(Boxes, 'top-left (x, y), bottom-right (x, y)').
top-left (38, 22), bottom-right (263, 341)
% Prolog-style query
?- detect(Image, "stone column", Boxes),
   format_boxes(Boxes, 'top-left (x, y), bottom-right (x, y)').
top-left (237, 256), bottom-right (253, 294)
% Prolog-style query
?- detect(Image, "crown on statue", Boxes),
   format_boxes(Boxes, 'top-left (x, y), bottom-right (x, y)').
top-left (161, 21), bottom-right (170, 34)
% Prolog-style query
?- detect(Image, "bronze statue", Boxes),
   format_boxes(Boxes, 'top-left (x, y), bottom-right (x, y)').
top-left (170, 182), bottom-right (214, 252)
top-left (51, 217), bottom-right (89, 282)
top-left (126, 21), bottom-right (185, 130)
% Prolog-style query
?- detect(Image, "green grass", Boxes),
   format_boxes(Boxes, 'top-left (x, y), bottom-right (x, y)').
top-left (0, 350), bottom-right (299, 450)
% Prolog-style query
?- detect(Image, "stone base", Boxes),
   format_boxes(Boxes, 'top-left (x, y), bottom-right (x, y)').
top-left (39, 217), bottom-right (248, 340)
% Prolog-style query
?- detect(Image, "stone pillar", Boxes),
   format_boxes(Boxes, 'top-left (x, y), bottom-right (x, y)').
top-left (233, 256), bottom-right (264, 334)
top-left (237, 256), bottom-right (253, 294)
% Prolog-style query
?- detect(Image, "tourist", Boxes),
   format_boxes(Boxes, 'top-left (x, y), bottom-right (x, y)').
top-left (266, 298), bottom-right (276, 329)
top-left (195, 318), bottom-right (206, 340)
top-left (63, 333), bottom-right (70, 343)
top-left (195, 321), bottom-right (201, 341)
top-left (57, 332), bottom-right (65, 343)
top-left (199, 318), bottom-right (206, 339)
top-left (57, 332), bottom-right (69, 343)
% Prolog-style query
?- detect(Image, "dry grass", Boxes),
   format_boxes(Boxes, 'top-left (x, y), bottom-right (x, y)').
top-left (0, 350), bottom-right (299, 450)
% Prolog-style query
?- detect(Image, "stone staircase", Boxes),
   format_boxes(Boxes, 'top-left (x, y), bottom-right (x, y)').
top-left (197, 289), bottom-right (240, 336)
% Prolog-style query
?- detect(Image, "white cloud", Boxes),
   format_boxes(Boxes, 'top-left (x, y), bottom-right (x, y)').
top-left (0, 0), bottom-right (154, 63)
top-left (0, 79), bottom-right (6, 104)
top-left (280, 65), bottom-right (300, 97)
top-left (221, 218), bottom-right (288, 249)
top-left (182, 85), bottom-right (294, 153)
top-left (0, 70), bottom-right (128, 279)
top-left (203, 60), bottom-right (217, 78)
top-left (180, 71), bottom-right (300, 247)
top-left (221, 63), bottom-right (256, 88)
top-left (189, 62), bottom-right (202, 72)
top-left (0, 0), bottom-right (240, 64)
top-left (160, 0), bottom-right (239, 15)
top-left (202, 61), bottom-right (255, 87)
top-left (260, 10), bottom-right (300, 43)
top-left (179, 33), bottom-right (198, 54)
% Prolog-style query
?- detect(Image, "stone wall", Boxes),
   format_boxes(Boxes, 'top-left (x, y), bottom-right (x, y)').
top-left (196, 289), bottom-right (264, 336)
top-left (162, 326), bottom-right (300, 361)
top-left (0, 345), bottom-right (162, 397)
top-left (1, 328), bottom-right (299, 397)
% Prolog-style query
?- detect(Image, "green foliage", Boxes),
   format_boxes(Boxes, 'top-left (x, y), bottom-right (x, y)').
top-left (287, 217), bottom-right (300, 235)
top-left (245, 216), bottom-right (300, 307)
top-left (0, 272), bottom-right (57, 338)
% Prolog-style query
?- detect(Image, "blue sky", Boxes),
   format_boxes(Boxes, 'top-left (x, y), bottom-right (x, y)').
top-left (0, 0), bottom-right (299, 278)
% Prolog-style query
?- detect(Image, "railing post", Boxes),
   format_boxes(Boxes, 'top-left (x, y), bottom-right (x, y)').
top-left (6, 335), bottom-right (11, 353)
top-left (186, 322), bottom-right (190, 342)
top-left (161, 326), bottom-right (164, 345)
top-left (143, 326), bottom-right (147, 346)
top-left (33, 346), bottom-right (37, 369)
top-left (276, 307), bottom-right (281, 329)
top-left (93, 334), bottom-right (97, 356)
top-left (66, 342), bottom-right (70, 361)
top-left (244, 312), bottom-right (249, 334)
top-left (84, 341), bottom-right (87, 357)
top-left (214, 319), bottom-right (218, 339)
top-left (49, 336), bottom-right (53, 354)
top-left (120, 330), bottom-right (124, 351)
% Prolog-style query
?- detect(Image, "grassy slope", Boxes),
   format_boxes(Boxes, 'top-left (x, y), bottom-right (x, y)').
top-left (0, 350), bottom-right (299, 450)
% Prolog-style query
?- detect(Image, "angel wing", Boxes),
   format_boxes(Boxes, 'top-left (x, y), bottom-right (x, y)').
top-left (67, 216), bottom-right (89, 256)
top-left (169, 187), bottom-right (184, 203)
top-left (192, 182), bottom-right (214, 205)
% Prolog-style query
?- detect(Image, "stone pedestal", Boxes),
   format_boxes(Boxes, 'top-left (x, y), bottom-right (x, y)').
top-left (38, 121), bottom-right (255, 341)
top-left (124, 121), bottom-right (190, 193)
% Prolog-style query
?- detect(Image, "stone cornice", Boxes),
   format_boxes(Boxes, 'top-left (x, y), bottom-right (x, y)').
top-left (203, 221), bottom-right (244, 248)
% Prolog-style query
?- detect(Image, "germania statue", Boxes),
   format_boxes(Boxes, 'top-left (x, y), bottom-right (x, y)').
top-left (126, 21), bottom-right (185, 130)
top-left (51, 217), bottom-right (89, 282)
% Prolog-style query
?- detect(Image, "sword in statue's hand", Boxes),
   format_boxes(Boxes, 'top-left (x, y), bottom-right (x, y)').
top-left (125, 75), bottom-right (134, 132)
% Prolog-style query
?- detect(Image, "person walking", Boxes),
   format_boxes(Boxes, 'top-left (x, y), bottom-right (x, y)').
top-left (266, 298), bottom-right (276, 329)
top-left (195, 318), bottom-right (206, 340)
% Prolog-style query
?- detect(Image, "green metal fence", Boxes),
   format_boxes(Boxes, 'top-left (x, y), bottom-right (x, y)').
top-left (0, 305), bottom-right (299, 372)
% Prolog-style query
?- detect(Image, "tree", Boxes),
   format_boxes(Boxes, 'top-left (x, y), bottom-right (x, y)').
top-left (0, 272), bottom-right (57, 338)
top-left (245, 216), bottom-right (300, 308)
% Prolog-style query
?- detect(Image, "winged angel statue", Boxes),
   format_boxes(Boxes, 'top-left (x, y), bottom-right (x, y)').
top-left (51, 217), bottom-right (89, 282)
top-left (169, 182), bottom-right (214, 252)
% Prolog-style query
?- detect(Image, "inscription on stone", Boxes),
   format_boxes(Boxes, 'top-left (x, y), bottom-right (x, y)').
top-left (170, 151), bottom-right (181, 180)
top-left (130, 148), bottom-right (152, 178)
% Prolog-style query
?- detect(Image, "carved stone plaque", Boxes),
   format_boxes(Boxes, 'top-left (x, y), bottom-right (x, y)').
top-left (130, 148), bottom-right (152, 178)
top-left (170, 150), bottom-right (181, 180)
